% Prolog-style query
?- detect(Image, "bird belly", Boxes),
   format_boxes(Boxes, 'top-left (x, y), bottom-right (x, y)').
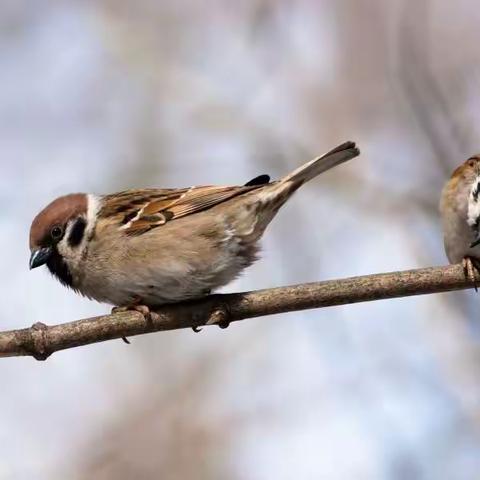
top-left (443, 211), bottom-right (479, 263)
top-left (78, 230), bottom-right (260, 307)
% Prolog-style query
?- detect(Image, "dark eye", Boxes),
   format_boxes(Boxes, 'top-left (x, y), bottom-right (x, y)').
top-left (50, 225), bottom-right (64, 240)
top-left (467, 157), bottom-right (478, 168)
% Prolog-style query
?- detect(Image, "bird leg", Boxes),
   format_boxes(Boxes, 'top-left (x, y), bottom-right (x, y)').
top-left (112, 304), bottom-right (160, 322)
top-left (191, 289), bottom-right (213, 332)
top-left (462, 256), bottom-right (480, 292)
top-left (191, 296), bottom-right (231, 332)
top-left (111, 300), bottom-right (160, 343)
top-left (206, 305), bottom-right (230, 329)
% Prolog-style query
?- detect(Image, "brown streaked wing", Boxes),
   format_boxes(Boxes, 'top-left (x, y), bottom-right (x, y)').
top-left (99, 188), bottom-right (189, 218)
top-left (100, 185), bottom-right (260, 235)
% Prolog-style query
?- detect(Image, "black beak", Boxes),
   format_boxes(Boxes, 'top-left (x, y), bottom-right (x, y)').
top-left (29, 247), bottom-right (52, 270)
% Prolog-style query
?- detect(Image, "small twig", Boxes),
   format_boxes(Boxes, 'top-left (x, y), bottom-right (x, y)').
top-left (0, 263), bottom-right (476, 360)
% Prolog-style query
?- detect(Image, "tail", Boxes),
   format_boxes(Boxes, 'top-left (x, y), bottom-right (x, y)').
top-left (237, 141), bottom-right (359, 242)
top-left (256, 141), bottom-right (359, 204)
top-left (280, 141), bottom-right (359, 186)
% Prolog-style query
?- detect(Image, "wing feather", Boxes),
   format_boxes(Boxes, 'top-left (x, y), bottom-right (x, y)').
top-left (99, 185), bottom-right (259, 235)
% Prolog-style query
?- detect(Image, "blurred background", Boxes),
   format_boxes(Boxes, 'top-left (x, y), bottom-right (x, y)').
top-left (2, 0), bottom-right (480, 478)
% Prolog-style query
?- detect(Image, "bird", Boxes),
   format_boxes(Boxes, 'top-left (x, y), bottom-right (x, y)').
top-left (440, 154), bottom-right (480, 287)
top-left (29, 141), bottom-right (359, 321)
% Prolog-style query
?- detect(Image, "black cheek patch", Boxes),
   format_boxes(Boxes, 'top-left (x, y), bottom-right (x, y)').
top-left (68, 217), bottom-right (87, 248)
top-left (473, 181), bottom-right (480, 202)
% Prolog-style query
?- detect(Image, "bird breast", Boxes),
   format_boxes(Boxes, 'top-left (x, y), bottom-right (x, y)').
top-left (74, 213), bottom-right (259, 306)
top-left (441, 176), bottom-right (480, 263)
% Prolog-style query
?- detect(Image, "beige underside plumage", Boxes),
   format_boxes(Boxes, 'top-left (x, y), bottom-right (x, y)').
top-left (440, 175), bottom-right (480, 264)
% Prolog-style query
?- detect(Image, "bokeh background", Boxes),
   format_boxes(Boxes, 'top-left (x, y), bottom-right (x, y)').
top-left (2, 1), bottom-right (480, 478)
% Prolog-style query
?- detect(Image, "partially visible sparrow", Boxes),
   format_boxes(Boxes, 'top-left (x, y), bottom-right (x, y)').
top-left (440, 155), bottom-right (480, 286)
top-left (30, 141), bottom-right (359, 319)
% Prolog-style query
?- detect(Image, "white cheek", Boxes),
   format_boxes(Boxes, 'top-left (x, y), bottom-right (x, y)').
top-left (56, 237), bottom-right (68, 256)
top-left (56, 199), bottom-right (99, 271)
top-left (467, 176), bottom-right (480, 229)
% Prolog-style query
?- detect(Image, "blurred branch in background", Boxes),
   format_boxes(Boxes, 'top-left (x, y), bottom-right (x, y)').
top-left (397, 0), bottom-right (468, 174)
top-left (0, 263), bottom-right (476, 360)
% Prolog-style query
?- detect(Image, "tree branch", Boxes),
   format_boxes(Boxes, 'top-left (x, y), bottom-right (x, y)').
top-left (1, 263), bottom-right (476, 360)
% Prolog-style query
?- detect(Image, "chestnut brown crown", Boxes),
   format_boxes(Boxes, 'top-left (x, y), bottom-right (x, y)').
top-left (451, 155), bottom-right (480, 182)
top-left (29, 193), bottom-right (87, 250)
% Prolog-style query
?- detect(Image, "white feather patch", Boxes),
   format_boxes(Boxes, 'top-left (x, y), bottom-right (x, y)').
top-left (467, 176), bottom-right (480, 229)
top-left (119, 186), bottom-right (198, 230)
top-left (86, 194), bottom-right (100, 239)
top-left (120, 203), bottom-right (147, 230)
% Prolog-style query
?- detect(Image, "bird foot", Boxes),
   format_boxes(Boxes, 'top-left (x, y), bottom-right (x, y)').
top-left (462, 256), bottom-right (480, 292)
top-left (206, 306), bottom-right (230, 329)
top-left (112, 304), bottom-right (160, 322)
top-left (192, 306), bottom-right (230, 332)
top-left (111, 304), bottom-right (160, 343)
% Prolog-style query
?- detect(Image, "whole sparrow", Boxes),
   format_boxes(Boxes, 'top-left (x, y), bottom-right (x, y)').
top-left (440, 155), bottom-right (480, 286)
top-left (30, 141), bottom-right (359, 320)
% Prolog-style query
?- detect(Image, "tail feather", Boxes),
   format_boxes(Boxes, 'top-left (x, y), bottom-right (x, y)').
top-left (280, 141), bottom-right (359, 186)
top-left (240, 141), bottom-right (359, 242)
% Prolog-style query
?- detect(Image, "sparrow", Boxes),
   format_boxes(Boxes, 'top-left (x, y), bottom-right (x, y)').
top-left (440, 155), bottom-right (480, 286)
top-left (29, 141), bottom-right (359, 320)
